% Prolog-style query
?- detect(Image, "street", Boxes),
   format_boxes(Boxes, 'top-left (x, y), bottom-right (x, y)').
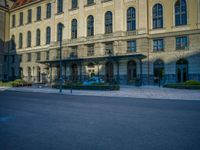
top-left (0, 91), bottom-right (200, 150)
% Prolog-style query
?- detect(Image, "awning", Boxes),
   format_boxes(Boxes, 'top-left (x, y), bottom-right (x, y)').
top-left (39, 53), bottom-right (146, 65)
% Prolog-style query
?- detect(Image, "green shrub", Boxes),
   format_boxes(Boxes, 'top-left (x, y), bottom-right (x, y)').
top-left (184, 80), bottom-right (200, 86)
top-left (0, 81), bottom-right (12, 87)
top-left (11, 79), bottom-right (26, 87)
top-left (164, 81), bottom-right (200, 90)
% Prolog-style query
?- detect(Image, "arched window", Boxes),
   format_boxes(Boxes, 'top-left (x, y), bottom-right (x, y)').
top-left (127, 7), bottom-right (136, 31)
top-left (153, 4), bottom-right (163, 29)
top-left (36, 29), bottom-right (40, 46)
top-left (11, 35), bottom-right (15, 50)
top-left (46, 27), bottom-right (51, 44)
top-left (46, 3), bottom-right (51, 18)
top-left (72, 0), bottom-right (78, 9)
top-left (57, 0), bottom-right (63, 13)
top-left (57, 23), bottom-right (63, 41)
top-left (175, 0), bottom-right (187, 26)
top-left (154, 59), bottom-right (165, 83)
top-left (105, 11), bottom-right (113, 34)
top-left (127, 60), bottom-right (137, 83)
top-left (71, 19), bottom-right (77, 39)
top-left (87, 15), bottom-right (94, 36)
top-left (27, 31), bottom-right (31, 47)
top-left (19, 33), bottom-right (23, 49)
top-left (71, 64), bottom-right (78, 82)
top-left (105, 62), bottom-right (114, 83)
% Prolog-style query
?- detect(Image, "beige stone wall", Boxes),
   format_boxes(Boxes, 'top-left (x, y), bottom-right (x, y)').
top-left (5, 0), bottom-right (200, 83)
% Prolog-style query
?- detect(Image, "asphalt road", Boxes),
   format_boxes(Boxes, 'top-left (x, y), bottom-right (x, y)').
top-left (0, 91), bottom-right (200, 150)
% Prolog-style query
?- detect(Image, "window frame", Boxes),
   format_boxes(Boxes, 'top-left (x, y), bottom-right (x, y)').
top-left (105, 11), bottom-right (113, 34)
top-left (153, 39), bottom-right (164, 51)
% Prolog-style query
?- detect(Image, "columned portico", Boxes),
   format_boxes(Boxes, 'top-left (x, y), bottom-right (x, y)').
top-left (41, 54), bottom-right (146, 85)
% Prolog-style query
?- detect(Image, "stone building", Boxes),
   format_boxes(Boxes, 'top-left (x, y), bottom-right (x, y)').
top-left (2, 0), bottom-right (200, 85)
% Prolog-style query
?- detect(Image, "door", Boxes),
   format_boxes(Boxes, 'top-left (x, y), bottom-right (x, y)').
top-left (176, 59), bottom-right (188, 83)
top-left (105, 62), bottom-right (114, 83)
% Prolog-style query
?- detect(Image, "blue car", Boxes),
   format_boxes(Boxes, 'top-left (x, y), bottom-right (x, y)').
top-left (83, 76), bottom-right (104, 86)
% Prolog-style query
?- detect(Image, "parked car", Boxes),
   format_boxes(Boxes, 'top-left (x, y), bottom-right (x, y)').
top-left (83, 76), bottom-right (105, 86)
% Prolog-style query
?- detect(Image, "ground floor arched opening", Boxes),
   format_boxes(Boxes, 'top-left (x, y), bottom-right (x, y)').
top-left (105, 62), bottom-right (114, 83)
top-left (71, 64), bottom-right (78, 82)
top-left (127, 60), bottom-right (137, 84)
top-left (176, 59), bottom-right (188, 83)
top-left (154, 59), bottom-right (165, 84)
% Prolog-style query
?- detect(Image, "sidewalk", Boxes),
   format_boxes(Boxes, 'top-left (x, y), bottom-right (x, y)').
top-left (1, 86), bottom-right (200, 101)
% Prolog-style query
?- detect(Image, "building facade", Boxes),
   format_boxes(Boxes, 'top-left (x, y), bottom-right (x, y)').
top-left (2, 0), bottom-right (200, 85)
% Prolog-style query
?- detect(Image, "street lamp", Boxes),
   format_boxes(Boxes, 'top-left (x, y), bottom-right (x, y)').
top-left (58, 23), bottom-right (64, 93)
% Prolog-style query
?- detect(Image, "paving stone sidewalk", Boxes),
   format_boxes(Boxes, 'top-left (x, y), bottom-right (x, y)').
top-left (1, 86), bottom-right (199, 101)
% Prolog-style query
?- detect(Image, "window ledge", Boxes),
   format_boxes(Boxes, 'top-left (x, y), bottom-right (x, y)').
top-left (101, 0), bottom-right (112, 3)
top-left (150, 27), bottom-right (166, 31)
top-left (153, 50), bottom-right (165, 52)
top-left (44, 17), bottom-right (51, 20)
top-left (26, 22), bottom-right (32, 25)
top-left (18, 24), bottom-right (24, 27)
top-left (172, 24), bottom-right (190, 29)
top-left (35, 19), bottom-right (42, 23)
top-left (69, 7), bottom-right (79, 11)
top-left (176, 48), bottom-right (189, 51)
top-left (55, 12), bottom-right (64, 15)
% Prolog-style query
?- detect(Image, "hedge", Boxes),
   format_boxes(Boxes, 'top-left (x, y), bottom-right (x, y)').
top-left (0, 79), bottom-right (32, 87)
top-left (164, 80), bottom-right (200, 89)
top-left (52, 84), bottom-right (120, 91)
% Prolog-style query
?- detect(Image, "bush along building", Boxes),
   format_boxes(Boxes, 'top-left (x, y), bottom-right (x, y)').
top-left (1, 0), bottom-right (200, 85)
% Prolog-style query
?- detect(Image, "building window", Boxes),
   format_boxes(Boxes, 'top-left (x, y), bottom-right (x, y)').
top-left (36, 29), bottom-right (41, 46)
top-left (70, 46), bottom-right (78, 57)
top-left (36, 52), bottom-right (41, 61)
top-left (127, 40), bottom-right (136, 52)
top-left (57, 49), bottom-right (61, 59)
top-left (176, 36), bottom-right (188, 50)
top-left (19, 12), bottom-right (23, 26)
top-left (19, 33), bottom-right (23, 49)
top-left (175, 0), bottom-right (187, 26)
top-left (11, 35), bottom-right (15, 50)
top-left (87, 44), bottom-right (94, 56)
top-left (87, 15), bottom-right (94, 36)
top-left (127, 7), bottom-right (136, 31)
top-left (27, 31), bottom-right (31, 47)
top-left (71, 19), bottom-right (77, 39)
top-left (57, 23), bottom-right (63, 41)
top-left (87, 0), bottom-right (94, 5)
top-left (36, 6), bottom-right (41, 21)
top-left (72, 0), bottom-right (78, 9)
top-left (46, 3), bottom-right (51, 18)
top-left (57, 0), bottom-right (63, 13)
top-left (27, 9), bottom-right (32, 23)
top-left (153, 4), bottom-right (163, 29)
top-left (46, 27), bottom-right (51, 44)
top-left (27, 53), bottom-right (31, 62)
top-left (105, 11), bottom-right (113, 34)
top-left (12, 15), bottom-right (16, 27)
top-left (46, 51), bottom-right (49, 60)
top-left (105, 43), bottom-right (113, 55)
top-left (153, 39), bottom-right (164, 51)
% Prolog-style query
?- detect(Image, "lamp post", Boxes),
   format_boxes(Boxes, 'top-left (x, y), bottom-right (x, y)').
top-left (59, 23), bottom-right (64, 93)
